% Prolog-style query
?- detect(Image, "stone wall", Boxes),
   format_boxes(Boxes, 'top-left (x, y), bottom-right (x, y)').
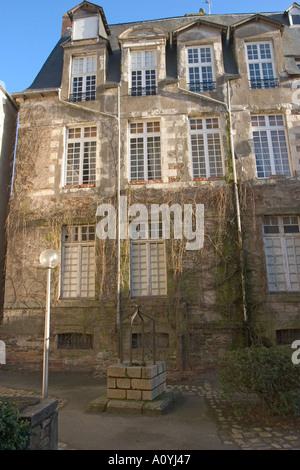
top-left (19, 398), bottom-right (58, 450)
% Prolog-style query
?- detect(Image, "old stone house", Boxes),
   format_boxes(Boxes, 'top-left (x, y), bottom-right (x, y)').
top-left (1, 1), bottom-right (300, 373)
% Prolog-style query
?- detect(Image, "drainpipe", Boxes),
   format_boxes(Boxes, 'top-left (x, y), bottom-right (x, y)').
top-left (58, 87), bottom-right (123, 361)
top-left (178, 82), bottom-right (248, 326)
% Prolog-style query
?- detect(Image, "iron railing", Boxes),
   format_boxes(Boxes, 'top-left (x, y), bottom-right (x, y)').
top-left (69, 92), bottom-right (96, 103)
top-left (130, 86), bottom-right (157, 97)
top-left (189, 81), bottom-right (216, 92)
top-left (250, 78), bottom-right (279, 90)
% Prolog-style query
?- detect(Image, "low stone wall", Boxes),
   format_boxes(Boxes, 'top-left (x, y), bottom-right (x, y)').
top-left (107, 362), bottom-right (167, 401)
top-left (20, 398), bottom-right (58, 450)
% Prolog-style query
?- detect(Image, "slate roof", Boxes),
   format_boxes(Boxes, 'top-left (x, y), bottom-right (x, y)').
top-left (25, 9), bottom-right (300, 93)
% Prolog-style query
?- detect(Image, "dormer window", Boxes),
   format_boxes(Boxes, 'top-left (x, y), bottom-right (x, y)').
top-left (73, 16), bottom-right (99, 40)
top-left (287, 4), bottom-right (300, 25)
top-left (118, 24), bottom-right (168, 97)
top-left (130, 50), bottom-right (157, 96)
top-left (70, 56), bottom-right (97, 102)
top-left (291, 13), bottom-right (300, 24)
top-left (246, 42), bottom-right (278, 89)
top-left (187, 46), bottom-right (216, 92)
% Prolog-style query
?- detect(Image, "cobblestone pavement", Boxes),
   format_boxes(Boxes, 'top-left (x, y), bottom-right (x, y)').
top-left (0, 385), bottom-right (66, 410)
top-left (1, 380), bottom-right (299, 450)
top-left (170, 381), bottom-right (300, 450)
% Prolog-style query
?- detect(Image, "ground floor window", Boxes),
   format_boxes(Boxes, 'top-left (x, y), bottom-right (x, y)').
top-left (61, 225), bottom-right (96, 298)
top-left (263, 216), bottom-right (300, 291)
top-left (57, 333), bottom-right (93, 349)
top-left (130, 241), bottom-right (167, 297)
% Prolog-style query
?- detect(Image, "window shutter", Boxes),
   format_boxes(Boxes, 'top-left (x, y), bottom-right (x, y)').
top-left (73, 17), bottom-right (99, 40)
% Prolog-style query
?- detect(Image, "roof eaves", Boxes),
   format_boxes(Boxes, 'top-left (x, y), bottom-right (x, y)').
top-left (284, 2), bottom-right (300, 14)
top-left (12, 88), bottom-right (59, 99)
top-left (0, 85), bottom-right (19, 110)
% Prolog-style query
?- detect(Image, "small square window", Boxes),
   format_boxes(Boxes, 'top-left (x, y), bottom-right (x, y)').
top-left (276, 329), bottom-right (300, 345)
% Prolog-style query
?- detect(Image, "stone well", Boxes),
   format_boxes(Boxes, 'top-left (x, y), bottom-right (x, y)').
top-left (107, 361), bottom-right (167, 401)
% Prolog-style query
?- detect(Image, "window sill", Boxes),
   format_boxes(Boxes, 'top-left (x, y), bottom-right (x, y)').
top-left (63, 184), bottom-right (96, 189)
top-left (57, 298), bottom-right (98, 306)
top-left (130, 295), bottom-right (168, 300)
top-left (266, 291), bottom-right (300, 298)
top-left (268, 175), bottom-right (287, 180)
top-left (129, 179), bottom-right (162, 185)
top-left (193, 177), bottom-right (225, 182)
top-left (255, 175), bottom-right (289, 181)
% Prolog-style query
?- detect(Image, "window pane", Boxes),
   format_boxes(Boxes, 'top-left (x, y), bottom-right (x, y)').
top-left (264, 237), bottom-right (287, 291)
top-left (283, 216), bottom-right (300, 233)
top-left (62, 227), bottom-right (95, 298)
top-left (150, 242), bottom-right (167, 295)
top-left (263, 217), bottom-right (300, 292)
top-left (131, 243), bottom-right (148, 296)
top-left (190, 119), bottom-right (223, 178)
top-left (147, 136), bottom-right (161, 180)
top-left (130, 242), bottom-right (167, 296)
top-left (270, 130), bottom-right (290, 177)
top-left (66, 127), bottom-right (97, 186)
top-left (66, 143), bottom-right (80, 185)
top-left (263, 216), bottom-right (279, 234)
top-left (130, 138), bottom-right (144, 180)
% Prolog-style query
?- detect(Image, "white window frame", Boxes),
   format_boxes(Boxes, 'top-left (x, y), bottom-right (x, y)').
top-left (189, 117), bottom-right (224, 179)
top-left (64, 125), bottom-right (97, 187)
top-left (251, 114), bottom-right (291, 179)
top-left (61, 225), bottom-right (96, 299)
top-left (129, 121), bottom-right (162, 182)
top-left (246, 41), bottom-right (278, 89)
top-left (130, 239), bottom-right (167, 297)
top-left (187, 46), bottom-right (216, 92)
top-left (130, 50), bottom-right (157, 96)
top-left (263, 216), bottom-right (300, 292)
top-left (70, 56), bottom-right (97, 102)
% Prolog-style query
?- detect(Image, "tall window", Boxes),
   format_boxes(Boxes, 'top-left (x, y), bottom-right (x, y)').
top-left (251, 115), bottom-right (291, 178)
top-left (61, 226), bottom-right (96, 299)
top-left (263, 216), bottom-right (300, 292)
top-left (70, 56), bottom-right (97, 102)
top-left (190, 118), bottom-right (223, 179)
top-left (130, 224), bottom-right (167, 297)
top-left (187, 46), bottom-right (216, 92)
top-left (246, 42), bottom-right (278, 89)
top-left (65, 126), bottom-right (97, 187)
top-left (129, 121), bottom-right (161, 182)
top-left (130, 50), bottom-right (157, 96)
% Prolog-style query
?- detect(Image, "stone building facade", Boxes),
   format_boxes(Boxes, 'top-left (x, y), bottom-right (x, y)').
top-left (0, 84), bottom-right (18, 320)
top-left (1, 1), bottom-right (300, 373)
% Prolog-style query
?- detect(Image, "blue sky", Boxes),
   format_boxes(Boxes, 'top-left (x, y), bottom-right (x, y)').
top-left (0, 0), bottom-right (292, 94)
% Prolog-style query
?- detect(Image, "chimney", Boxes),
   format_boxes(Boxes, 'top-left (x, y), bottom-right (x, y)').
top-left (61, 14), bottom-right (72, 36)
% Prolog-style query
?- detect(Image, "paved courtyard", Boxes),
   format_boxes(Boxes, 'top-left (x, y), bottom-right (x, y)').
top-left (0, 369), bottom-right (299, 451)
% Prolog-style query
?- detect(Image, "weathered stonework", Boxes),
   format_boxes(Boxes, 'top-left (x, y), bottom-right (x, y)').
top-left (1, 3), bottom-right (300, 375)
top-left (19, 398), bottom-right (58, 450)
top-left (107, 362), bottom-right (167, 401)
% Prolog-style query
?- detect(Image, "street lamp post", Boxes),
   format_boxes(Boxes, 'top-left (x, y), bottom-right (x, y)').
top-left (39, 249), bottom-right (59, 399)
